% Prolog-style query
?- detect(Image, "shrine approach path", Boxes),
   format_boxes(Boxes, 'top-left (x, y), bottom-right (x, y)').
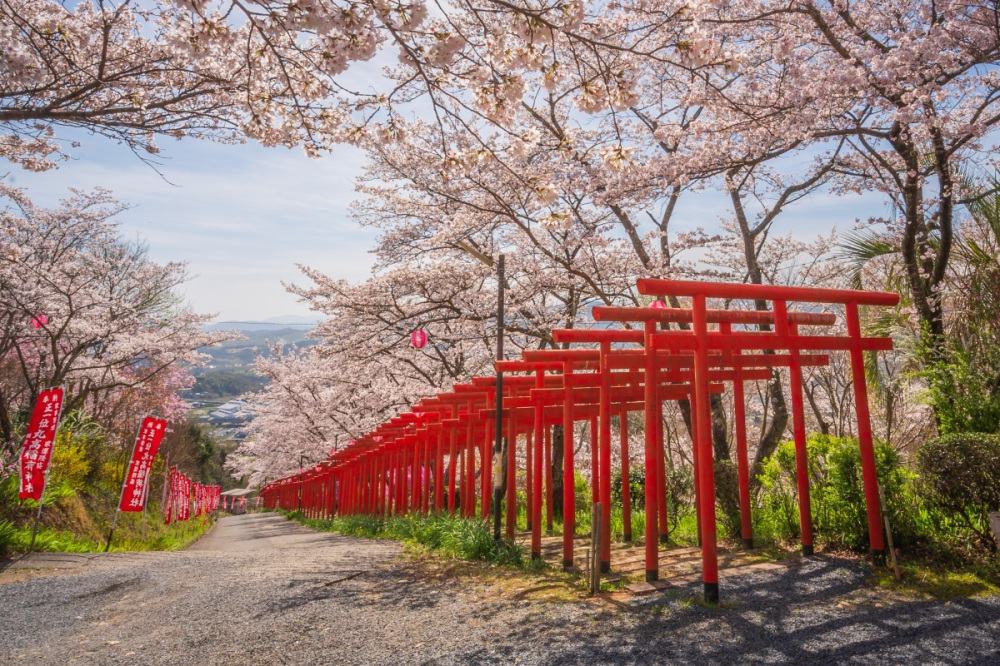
top-left (2, 512), bottom-right (1000, 665)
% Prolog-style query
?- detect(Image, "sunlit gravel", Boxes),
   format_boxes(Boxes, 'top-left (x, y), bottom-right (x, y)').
top-left (1, 513), bottom-right (998, 665)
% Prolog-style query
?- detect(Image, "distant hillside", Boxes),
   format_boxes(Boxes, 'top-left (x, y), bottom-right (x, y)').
top-left (189, 373), bottom-right (269, 400)
top-left (194, 327), bottom-right (317, 375)
top-left (203, 315), bottom-right (322, 332)
top-left (184, 326), bottom-right (320, 408)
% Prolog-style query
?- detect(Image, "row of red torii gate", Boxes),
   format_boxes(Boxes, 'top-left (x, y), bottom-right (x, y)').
top-left (260, 278), bottom-right (898, 602)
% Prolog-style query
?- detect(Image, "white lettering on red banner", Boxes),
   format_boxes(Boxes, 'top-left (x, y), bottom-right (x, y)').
top-left (19, 388), bottom-right (65, 501)
top-left (118, 416), bottom-right (168, 512)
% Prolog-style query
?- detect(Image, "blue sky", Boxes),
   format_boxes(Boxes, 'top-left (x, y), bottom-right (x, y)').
top-left (10, 134), bottom-right (378, 321)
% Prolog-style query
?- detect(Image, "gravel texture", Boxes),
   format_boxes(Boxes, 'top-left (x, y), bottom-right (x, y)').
top-left (1, 512), bottom-right (999, 665)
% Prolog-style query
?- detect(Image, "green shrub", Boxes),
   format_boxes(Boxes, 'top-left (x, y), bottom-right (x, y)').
top-left (611, 465), bottom-right (645, 511)
top-left (286, 511), bottom-right (525, 566)
top-left (47, 431), bottom-right (93, 496)
top-left (755, 434), bottom-right (912, 549)
top-left (916, 433), bottom-right (1000, 550)
top-left (918, 332), bottom-right (1000, 436)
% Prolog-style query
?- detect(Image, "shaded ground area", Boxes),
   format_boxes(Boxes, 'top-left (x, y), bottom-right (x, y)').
top-left (1, 513), bottom-right (998, 665)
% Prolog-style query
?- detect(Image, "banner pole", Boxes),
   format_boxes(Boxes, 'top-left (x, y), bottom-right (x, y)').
top-left (159, 454), bottom-right (170, 530)
top-left (141, 475), bottom-right (151, 540)
top-left (21, 386), bottom-right (66, 555)
top-left (107, 422), bottom-right (142, 552)
top-left (27, 469), bottom-right (50, 553)
top-left (104, 509), bottom-right (120, 552)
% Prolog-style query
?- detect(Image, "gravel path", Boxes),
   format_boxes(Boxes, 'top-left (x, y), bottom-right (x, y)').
top-left (2, 512), bottom-right (999, 665)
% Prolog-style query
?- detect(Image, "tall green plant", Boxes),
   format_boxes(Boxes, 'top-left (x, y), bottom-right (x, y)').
top-left (755, 434), bottom-right (912, 549)
top-left (916, 175), bottom-right (1000, 433)
top-left (917, 332), bottom-right (1000, 435)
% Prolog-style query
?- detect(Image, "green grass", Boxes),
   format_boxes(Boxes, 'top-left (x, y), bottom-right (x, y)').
top-left (280, 510), bottom-right (526, 567)
top-left (868, 558), bottom-right (1000, 599)
top-left (0, 520), bottom-right (97, 553)
top-left (0, 516), bottom-right (214, 557)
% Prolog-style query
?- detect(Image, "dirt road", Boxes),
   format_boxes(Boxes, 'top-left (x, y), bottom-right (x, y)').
top-left (2, 512), bottom-right (998, 665)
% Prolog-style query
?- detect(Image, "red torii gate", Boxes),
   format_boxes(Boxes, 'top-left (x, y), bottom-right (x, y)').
top-left (259, 278), bottom-right (897, 604)
top-left (624, 279), bottom-right (894, 601)
top-left (540, 331), bottom-right (835, 580)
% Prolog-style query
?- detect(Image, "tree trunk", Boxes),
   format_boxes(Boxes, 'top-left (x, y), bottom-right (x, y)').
top-left (0, 388), bottom-right (12, 444)
top-left (750, 371), bottom-right (790, 487)
top-left (729, 178), bottom-right (793, 488)
top-left (804, 383), bottom-right (831, 436)
top-left (551, 425), bottom-right (564, 517)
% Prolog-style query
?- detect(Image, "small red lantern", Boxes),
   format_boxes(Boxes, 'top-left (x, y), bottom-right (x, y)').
top-left (650, 300), bottom-right (667, 309)
top-left (30, 314), bottom-right (48, 328)
top-left (411, 330), bottom-right (427, 348)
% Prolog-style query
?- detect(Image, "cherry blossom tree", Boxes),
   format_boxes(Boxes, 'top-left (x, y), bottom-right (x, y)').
top-left (0, 184), bottom-right (236, 442)
top-left (1, 0), bottom-right (442, 169)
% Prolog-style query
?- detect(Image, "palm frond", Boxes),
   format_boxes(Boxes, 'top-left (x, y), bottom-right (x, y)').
top-left (959, 172), bottom-right (1000, 268)
top-left (838, 229), bottom-right (900, 291)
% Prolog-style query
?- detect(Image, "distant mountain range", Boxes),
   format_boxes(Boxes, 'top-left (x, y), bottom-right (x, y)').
top-left (204, 315), bottom-right (323, 332)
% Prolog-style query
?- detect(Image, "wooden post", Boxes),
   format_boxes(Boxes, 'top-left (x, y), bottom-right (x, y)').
top-left (492, 254), bottom-right (505, 542)
top-left (590, 502), bottom-right (602, 595)
top-left (989, 512), bottom-right (1000, 548)
top-left (878, 484), bottom-right (900, 580)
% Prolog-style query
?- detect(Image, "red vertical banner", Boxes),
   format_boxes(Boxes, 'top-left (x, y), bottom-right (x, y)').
top-left (18, 387), bottom-right (65, 501)
top-left (178, 474), bottom-right (191, 521)
top-left (118, 417), bottom-right (168, 512)
top-left (164, 466), bottom-right (177, 524)
top-left (193, 482), bottom-right (203, 517)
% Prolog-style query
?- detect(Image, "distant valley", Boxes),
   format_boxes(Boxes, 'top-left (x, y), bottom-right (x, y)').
top-left (184, 322), bottom-right (319, 439)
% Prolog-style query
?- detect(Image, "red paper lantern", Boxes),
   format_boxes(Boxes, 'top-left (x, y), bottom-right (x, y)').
top-left (30, 314), bottom-right (48, 328)
top-left (649, 300), bottom-right (667, 309)
top-left (411, 329), bottom-right (427, 348)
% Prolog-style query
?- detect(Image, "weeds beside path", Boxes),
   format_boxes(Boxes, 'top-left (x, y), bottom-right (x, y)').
top-left (0, 513), bottom-right (216, 559)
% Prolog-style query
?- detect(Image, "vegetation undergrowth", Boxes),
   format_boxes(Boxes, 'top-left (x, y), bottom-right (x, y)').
top-left (279, 509), bottom-right (527, 567)
top-left (867, 561), bottom-right (1000, 600)
top-left (0, 514), bottom-right (214, 557)
top-left (1, 410), bottom-right (231, 559)
top-left (749, 433), bottom-right (1000, 598)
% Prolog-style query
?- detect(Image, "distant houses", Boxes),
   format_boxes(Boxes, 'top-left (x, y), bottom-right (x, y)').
top-left (208, 400), bottom-right (253, 423)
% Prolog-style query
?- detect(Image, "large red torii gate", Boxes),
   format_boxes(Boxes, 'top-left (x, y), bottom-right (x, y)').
top-left (260, 279), bottom-right (898, 603)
